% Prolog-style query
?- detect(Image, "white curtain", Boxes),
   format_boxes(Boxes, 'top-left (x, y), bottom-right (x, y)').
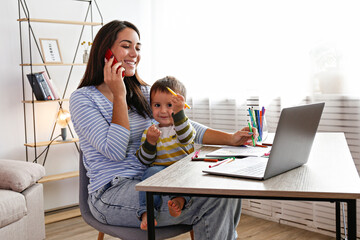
top-left (148, 2), bottom-right (360, 237)
top-left (148, 0), bottom-right (360, 98)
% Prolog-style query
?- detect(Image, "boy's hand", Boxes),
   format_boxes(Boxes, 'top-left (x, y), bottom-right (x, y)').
top-left (146, 124), bottom-right (161, 145)
top-left (171, 94), bottom-right (186, 114)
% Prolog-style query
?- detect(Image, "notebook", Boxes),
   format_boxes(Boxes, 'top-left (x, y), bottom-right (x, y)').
top-left (203, 102), bottom-right (325, 180)
top-left (205, 145), bottom-right (270, 158)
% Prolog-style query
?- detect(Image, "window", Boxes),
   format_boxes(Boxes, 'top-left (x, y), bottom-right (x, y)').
top-left (148, 0), bottom-right (360, 98)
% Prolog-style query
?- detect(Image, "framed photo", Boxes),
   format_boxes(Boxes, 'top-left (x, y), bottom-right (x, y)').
top-left (39, 38), bottom-right (63, 63)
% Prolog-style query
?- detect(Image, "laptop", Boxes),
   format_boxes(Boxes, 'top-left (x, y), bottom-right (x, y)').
top-left (203, 102), bottom-right (325, 180)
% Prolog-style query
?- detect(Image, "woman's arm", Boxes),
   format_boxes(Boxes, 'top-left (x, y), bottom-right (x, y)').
top-left (202, 127), bottom-right (257, 146)
top-left (190, 120), bottom-right (257, 146)
top-left (112, 94), bottom-right (130, 130)
top-left (104, 57), bottom-right (130, 130)
top-left (70, 90), bottom-right (130, 161)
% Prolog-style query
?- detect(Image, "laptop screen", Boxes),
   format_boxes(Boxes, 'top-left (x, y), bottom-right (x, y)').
top-left (264, 102), bottom-right (325, 179)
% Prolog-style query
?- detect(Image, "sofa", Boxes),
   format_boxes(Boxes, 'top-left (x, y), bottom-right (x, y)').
top-left (0, 159), bottom-right (46, 240)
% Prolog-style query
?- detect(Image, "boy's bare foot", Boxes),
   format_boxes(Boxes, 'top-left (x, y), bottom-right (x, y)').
top-left (168, 197), bottom-right (185, 217)
top-left (140, 212), bottom-right (157, 230)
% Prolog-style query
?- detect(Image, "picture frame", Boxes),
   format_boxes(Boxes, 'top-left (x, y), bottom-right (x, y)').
top-left (39, 38), bottom-right (63, 63)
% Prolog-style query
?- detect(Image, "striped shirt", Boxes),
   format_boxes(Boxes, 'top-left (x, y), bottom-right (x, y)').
top-left (69, 85), bottom-right (207, 193)
top-left (136, 110), bottom-right (196, 166)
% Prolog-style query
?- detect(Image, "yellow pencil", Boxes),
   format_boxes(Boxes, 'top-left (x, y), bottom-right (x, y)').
top-left (166, 87), bottom-right (191, 109)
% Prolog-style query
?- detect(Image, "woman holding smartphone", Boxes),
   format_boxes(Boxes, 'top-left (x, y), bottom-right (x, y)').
top-left (70, 20), bottom-right (256, 239)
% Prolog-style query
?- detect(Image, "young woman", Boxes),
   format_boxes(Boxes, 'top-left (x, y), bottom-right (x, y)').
top-left (70, 20), bottom-right (256, 239)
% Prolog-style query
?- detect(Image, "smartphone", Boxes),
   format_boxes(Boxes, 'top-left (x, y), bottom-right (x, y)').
top-left (105, 48), bottom-right (125, 77)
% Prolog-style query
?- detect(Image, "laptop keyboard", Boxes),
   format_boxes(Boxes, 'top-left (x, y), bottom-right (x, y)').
top-left (233, 162), bottom-right (266, 176)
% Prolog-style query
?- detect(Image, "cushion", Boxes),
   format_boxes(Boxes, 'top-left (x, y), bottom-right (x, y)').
top-left (0, 189), bottom-right (27, 228)
top-left (0, 159), bottom-right (45, 192)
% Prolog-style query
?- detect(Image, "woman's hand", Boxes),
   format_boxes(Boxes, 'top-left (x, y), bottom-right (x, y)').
top-left (104, 57), bottom-right (126, 98)
top-left (146, 124), bottom-right (161, 145)
top-left (230, 126), bottom-right (258, 146)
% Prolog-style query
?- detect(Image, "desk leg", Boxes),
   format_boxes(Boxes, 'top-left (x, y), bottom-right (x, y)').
top-left (336, 201), bottom-right (341, 240)
top-left (347, 200), bottom-right (357, 240)
top-left (146, 192), bottom-right (155, 240)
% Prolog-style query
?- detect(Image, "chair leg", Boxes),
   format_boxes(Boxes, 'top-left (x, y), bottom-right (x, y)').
top-left (97, 232), bottom-right (104, 240)
top-left (190, 229), bottom-right (194, 240)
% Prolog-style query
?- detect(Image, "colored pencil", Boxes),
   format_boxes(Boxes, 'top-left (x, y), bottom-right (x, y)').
top-left (209, 157), bottom-right (235, 168)
top-left (166, 87), bottom-right (191, 109)
top-left (248, 121), bottom-right (255, 147)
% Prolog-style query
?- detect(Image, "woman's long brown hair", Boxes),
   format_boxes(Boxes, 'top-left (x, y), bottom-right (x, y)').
top-left (78, 20), bottom-right (152, 119)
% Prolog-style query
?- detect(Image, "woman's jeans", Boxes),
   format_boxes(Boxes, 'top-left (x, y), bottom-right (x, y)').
top-left (88, 176), bottom-right (242, 240)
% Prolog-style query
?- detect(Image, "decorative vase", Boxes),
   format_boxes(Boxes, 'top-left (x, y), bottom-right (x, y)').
top-left (83, 50), bottom-right (89, 63)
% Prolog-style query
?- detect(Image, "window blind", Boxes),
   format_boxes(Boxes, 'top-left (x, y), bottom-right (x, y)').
top-left (186, 94), bottom-right (360, 239)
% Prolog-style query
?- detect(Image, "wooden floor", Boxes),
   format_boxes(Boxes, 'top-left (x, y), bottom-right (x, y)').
top-left (45, 214), bottom-right (335, 240)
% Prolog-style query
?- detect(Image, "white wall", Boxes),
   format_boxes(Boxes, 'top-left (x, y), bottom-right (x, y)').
top-left (3, 0), bottom-right (359, 217)
top-left (149, 0), bottom-right (360, 98)
top-left (0, 0), bottom-right (152, 210)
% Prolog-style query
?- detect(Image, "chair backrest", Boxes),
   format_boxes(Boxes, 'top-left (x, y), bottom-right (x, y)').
top-left (78, 151), bottom-right (193, 240)
top-left (79, 151), bottom-right (91, 216)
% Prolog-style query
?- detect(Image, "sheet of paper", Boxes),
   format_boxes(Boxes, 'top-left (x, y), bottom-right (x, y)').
top-left (206, 146), bottom-right (270, 157)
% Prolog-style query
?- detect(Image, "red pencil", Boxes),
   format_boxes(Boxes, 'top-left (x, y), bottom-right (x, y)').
top-left (204, 159), bottom-right (219, 162)
top-left (255, 144), bottom-right (268, 148)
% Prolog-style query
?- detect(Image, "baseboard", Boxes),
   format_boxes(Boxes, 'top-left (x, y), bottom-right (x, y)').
top-left (45, 205), bottom-right (81, 224)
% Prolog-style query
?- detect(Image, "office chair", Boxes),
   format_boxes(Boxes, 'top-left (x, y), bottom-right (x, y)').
top-left (79, 151), bottom-right (193, 240)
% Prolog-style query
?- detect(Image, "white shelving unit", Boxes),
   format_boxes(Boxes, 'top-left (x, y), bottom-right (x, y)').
top-left (18, 0), bottom-right (103, 221)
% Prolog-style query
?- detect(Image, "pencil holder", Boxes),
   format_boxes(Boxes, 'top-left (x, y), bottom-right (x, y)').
top-left (247, 106), bottom-right (267, 142)
top-left (260, 116), bottom-right (268, 141)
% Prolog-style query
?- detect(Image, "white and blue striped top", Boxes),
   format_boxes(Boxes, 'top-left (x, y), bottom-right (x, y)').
top-left (69, 85), bottom-right (207, 193)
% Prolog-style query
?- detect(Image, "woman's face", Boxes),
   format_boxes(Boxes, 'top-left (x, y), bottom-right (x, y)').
top-left (110, 27), bottom-right (141, 77)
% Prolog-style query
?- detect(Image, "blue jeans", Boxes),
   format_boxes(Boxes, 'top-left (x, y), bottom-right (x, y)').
top-left (88, 176), bottom-right (242, 240)
top-left (138, 165), bottom-right (191, 218)
top-left (138, 165), bottom-right (167, 218)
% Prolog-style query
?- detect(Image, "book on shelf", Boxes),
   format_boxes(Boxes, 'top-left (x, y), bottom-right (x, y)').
top-left (26, 72), bottom-right (48, 100)
top-left (26, 72), bottom-right (60, 100)
top-left (41, 71), bottom-right (60, 100)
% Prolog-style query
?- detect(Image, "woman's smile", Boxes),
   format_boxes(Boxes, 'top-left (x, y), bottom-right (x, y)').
top-left (124, 60), bottom-right (136, 67)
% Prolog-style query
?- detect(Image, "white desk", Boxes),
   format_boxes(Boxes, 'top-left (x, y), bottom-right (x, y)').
top-left (136, 133), bottom-right (360, 240)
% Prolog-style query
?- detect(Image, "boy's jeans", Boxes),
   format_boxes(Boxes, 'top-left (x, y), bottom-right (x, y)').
top-left (138, 165), bottom-right (191, 218)
top-left (138, 165), bottom-right (167, 217)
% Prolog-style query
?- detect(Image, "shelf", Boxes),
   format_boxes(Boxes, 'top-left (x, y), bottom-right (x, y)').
top-left (38, 170), bottom-right (79, 183)
top-left (22, 99), bottom-right (69, 103)
top-left (20, 63), bottom-right (86, 66)
top-left (18, 0), bottom-right (101, 214)
top-left (24, 138), bottom-right (79, 147)
top-left (17, 18), bottom-right (102, 26)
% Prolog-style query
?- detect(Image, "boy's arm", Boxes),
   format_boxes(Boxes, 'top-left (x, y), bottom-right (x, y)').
top-left (136, 126), bottom-right (160, 165)
top-left (173, 110), bottom-right (196, 146)
top-left (136, 140), bottom-right (157, 166)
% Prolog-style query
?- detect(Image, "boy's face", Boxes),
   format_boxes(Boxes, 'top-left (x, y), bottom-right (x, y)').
top-left (151, 91), bottom-right (174, 127)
